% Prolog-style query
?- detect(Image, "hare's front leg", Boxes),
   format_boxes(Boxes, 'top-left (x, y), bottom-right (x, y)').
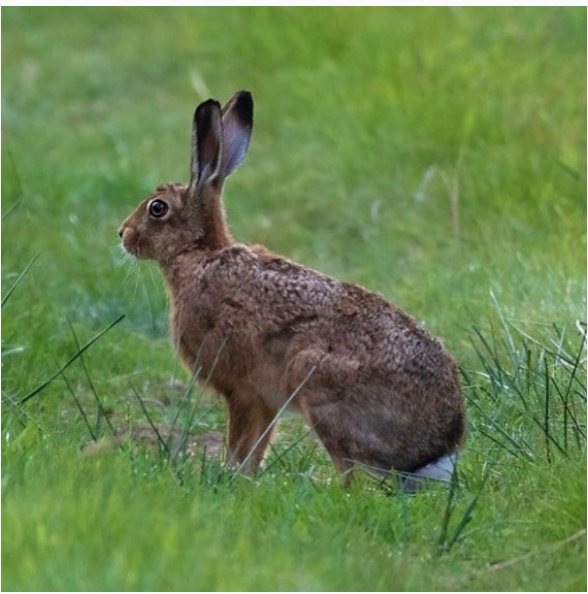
top-left (225, 392), bottom-right (277, 474)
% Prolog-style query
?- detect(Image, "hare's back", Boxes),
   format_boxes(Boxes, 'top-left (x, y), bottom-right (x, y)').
top-left (199, 245), bottom-right (454, 370)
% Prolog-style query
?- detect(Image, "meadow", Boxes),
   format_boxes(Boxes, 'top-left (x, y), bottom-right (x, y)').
top-left (2, 7), bottom-right (586, 591)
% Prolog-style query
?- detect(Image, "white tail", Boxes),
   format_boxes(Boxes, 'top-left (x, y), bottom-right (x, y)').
top-left (397, 454), bottom-right (457, 492)
top-left (413, 453), bottom-right (457, 483)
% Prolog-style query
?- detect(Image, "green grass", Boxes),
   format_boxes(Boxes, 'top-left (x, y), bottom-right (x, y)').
top-left (2, 7), bottom-right (586, 591)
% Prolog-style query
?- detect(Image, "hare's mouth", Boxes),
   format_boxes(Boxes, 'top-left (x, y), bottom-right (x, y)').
top-left (124, 243), bottom-right (143, 259)
top-left (125, 245), bottom-right (141, 258)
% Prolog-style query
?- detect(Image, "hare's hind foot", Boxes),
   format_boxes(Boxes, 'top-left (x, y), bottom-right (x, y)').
top-left (330, 455), bottom-right (355, 487)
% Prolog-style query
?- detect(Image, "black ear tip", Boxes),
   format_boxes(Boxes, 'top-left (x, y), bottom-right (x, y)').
top-left (195, 98), bottom-right (221, 118)
top-left (233, 90), bottom-right (254, 122)
top-left (236, 90), bottom-right (253, 103)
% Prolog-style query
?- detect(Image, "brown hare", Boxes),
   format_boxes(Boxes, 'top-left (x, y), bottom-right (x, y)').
top-left (119, 90), bottom-right (466, 487)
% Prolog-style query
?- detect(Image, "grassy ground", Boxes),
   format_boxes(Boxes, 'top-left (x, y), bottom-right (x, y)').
top-left (2, 7), bottom-right (586, 591)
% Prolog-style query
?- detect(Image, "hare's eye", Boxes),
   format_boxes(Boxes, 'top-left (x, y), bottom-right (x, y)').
top-left (149, 199), bottom-right (169, 218)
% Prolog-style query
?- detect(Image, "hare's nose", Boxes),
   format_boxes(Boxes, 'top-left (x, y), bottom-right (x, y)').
top-left (117, 226), bottom-right (124, 239)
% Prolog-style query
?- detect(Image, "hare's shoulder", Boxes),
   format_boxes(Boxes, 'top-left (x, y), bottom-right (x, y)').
top-left (196, 244), bottom-right (446, 359)
top-left (199, 244), bottom-right (409, 324)
top-left (199, 243), bottom-right (341, 302)
top-left (198, 245), bottom-right (421, 329)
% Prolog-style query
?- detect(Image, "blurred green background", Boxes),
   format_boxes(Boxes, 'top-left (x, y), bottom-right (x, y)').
top-left (2, 7), bottom-right (586, 591)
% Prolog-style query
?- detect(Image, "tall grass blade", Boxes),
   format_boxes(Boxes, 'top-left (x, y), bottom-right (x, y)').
top-left (1, 253), bottom-right (39, 308)
top-left (66, 319), bottom-right (116, 437)
top-left (260, 428), bottom-right (313, 476)
top-left (442, 469), bottom-right (489, 555)
top-left (436, 464), bottom-right (488, 557)
top-left (20, 315), bottom-right (125, 404)
top-left (130, 383), bottom-right (169, 456)
top-left (1, 199), bottom-right (21, 221)
top-left (60, 370), bottom-right (97, 441)
top-left (467, 315), bottom-right (586, 462)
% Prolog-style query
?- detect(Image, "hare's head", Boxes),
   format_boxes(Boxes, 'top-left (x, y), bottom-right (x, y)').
top-left (119, 91), bottom-right (253, 264)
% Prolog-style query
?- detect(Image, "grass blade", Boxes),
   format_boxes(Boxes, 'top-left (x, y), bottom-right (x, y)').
top-left (130, 383), bottom-right (169, 456)
top-left (20, 315), bottom-right (125, 405)
top-left (66, 319), bottom-right (116, 437)
top-left (1, 254), bottom-right (40, 308)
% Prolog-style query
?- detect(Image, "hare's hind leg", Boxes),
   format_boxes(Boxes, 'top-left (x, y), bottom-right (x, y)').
top-left (226, 391), bottom-right (277, 474)
top-left (284, 350), bottom-right (360, 485)
top-left (297, 397), bottom-right (356, 486)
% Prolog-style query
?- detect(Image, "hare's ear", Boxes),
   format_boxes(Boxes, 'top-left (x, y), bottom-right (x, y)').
top-left (189, 99), bottom-right (223, 195)
top-left (221, 90), bottom-right (253, 177)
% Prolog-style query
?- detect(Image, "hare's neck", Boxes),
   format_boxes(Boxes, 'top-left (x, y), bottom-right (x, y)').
top-left (202, 197), bottom-right (234, 249)
top-left (160, 251), bottom-right (205, 295)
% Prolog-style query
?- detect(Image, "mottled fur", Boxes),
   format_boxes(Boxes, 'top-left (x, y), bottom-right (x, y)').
top-left (119, 91), bottom-right (466, 483)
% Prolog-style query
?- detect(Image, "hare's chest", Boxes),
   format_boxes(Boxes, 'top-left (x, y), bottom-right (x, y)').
top-left (169, 294), bottom-right (219, 369)
top-left (169, 284), bottom-right (254, 377)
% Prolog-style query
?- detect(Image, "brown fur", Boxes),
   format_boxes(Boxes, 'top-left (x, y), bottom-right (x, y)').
top-left (119, 91), bottom-right (466, 481)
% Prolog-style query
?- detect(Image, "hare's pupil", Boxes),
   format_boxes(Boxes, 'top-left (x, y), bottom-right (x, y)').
top-left (149, 200), bottom-right (168, 218)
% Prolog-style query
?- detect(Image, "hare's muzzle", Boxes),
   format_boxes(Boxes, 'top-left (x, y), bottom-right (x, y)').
top-left (118, 224), bottom-right (136, 257)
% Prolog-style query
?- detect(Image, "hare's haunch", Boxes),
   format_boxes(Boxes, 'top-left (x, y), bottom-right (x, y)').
top-left (119, 91), bottom-right (466, 486)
